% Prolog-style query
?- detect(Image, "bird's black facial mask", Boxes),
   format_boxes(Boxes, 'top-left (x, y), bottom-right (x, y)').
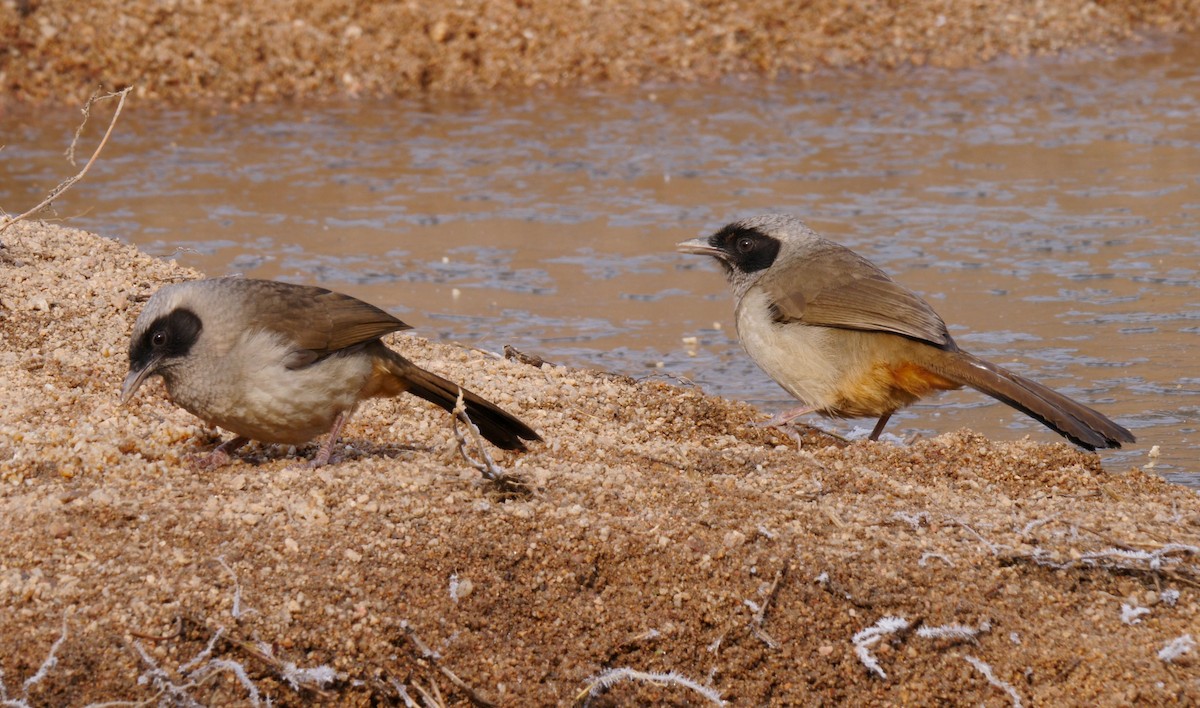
top-left (708, 224), bottom-right (782, 275)
top-left (129, 308), bottom-right (203, 373)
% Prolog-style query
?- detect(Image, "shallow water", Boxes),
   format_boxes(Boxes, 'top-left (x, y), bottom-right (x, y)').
top-left (3, 35), bottom-right (1198, 485)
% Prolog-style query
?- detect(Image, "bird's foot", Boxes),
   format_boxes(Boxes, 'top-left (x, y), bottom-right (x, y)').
top-left (777, 425), bottom-right (805, 449)
top-left (300, 432), bottom-right (348, 472)
top-left (186, 436), bottom-right (249, 470)
top-left (751, 407), bottom-right (852, 445)
top-left (300, 417), bottom-right (350, 469)
top-left (752, 404), bottom-right (819, 429)
top-left (300, 449), bottom-right (342, 470)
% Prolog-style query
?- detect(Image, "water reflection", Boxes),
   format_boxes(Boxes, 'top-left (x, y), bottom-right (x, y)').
top-left (1, 36), bottom-right (1197, 483)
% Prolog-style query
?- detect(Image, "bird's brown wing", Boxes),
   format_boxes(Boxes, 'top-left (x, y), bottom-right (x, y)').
top-left (221, 278), bottom-right (412, 356)
top-left (762, 245), bottom-right (954, 348)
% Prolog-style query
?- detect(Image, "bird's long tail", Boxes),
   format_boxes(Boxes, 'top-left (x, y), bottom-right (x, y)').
top-left (924, 348), bottom-right (1134, 450)
top-left (377, 346), bottom-right (541, 451)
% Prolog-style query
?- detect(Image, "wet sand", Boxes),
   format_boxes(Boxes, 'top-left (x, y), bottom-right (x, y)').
top-left (2, 221), bottom-right (1198, 703)
top-left (0, 0), bottom-right (1197, 104)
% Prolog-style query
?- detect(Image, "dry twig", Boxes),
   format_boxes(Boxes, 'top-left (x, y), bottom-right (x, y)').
top-left (574, 667), bottom-right (725, 706)
top-left (748, 563), bottom-right (789, 649)
top-left (401, 621), bottom-right (497, 707)
top-left (166, 615), bottom-right (337, 700)
top-left (0, 86), bottom-right (133, 235)
top-left (450, 389), bottom-right (530, 495)
top-left (127, 616), bottom-right (184, 642)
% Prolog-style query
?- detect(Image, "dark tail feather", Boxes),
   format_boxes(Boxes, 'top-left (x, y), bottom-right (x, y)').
top-left (927, 349), bottom-right (1134, 450)
top-left (383, 351), bottom-right (541, 451)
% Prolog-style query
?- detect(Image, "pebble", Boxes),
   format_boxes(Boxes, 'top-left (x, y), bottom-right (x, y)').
top-left (88, 489), bottom-right (113, 505)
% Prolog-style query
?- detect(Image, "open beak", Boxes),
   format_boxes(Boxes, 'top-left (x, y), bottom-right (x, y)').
top-left (676, 237), bottom-right (724, 259)
top-left (120, 358), bottom-right (160, 405)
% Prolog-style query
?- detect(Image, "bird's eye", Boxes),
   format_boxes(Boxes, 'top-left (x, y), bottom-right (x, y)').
top-left (736, 237), bottom-right (755, 253)
top-left (151, 331), bottom-right (167, 347)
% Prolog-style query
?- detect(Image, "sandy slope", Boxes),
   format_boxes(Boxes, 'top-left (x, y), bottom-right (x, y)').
top-left (0, 220), bottom-right (1197, 705)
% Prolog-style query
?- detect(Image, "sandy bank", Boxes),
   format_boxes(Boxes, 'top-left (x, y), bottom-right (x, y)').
top-left (1, 0), bottom-right (1198, 105)
top-left (0, 220), bottom-right (1198, 704)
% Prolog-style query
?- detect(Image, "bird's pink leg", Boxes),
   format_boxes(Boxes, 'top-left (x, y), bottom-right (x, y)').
top-left (308, 410), bottom-right (353, 468)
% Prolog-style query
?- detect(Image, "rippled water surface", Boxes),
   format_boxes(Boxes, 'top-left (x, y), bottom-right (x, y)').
top-left (3, 36), bottom-right (1198, 484)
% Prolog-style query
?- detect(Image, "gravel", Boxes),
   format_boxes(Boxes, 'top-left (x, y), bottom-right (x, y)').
top-left (1, 219), bottom-right (1198, 704)
top-left (1, 0), bottom-right (1197, 104)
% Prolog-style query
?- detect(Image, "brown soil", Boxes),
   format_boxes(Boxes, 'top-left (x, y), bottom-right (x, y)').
top-left (1, 220), bottom-right (1198, 705)
top-left (1, 0), bottom-right (1198, 105)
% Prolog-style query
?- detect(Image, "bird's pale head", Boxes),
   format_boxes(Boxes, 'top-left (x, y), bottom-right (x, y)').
top-left (676, 213), bottom-right (820, 296)
top-left (121, 283), bottom-right (204, 404)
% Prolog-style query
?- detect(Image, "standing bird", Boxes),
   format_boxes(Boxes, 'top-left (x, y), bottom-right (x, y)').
top-left (677, 214), bottom-right (1134, 450)
top-left (121, 277), bottom-right (541, 467)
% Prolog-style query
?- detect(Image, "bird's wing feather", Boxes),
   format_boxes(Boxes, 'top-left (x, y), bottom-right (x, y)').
top-left (219, 278), bottom-right (412, 356)
top-left (763, 246), bottom-right (953, 348)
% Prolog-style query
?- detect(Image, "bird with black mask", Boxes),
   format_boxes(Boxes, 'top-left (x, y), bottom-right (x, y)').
top-left (121, 277), bottom-right (541, 467)
top-left (677, 213), bottom-right (1134, 450)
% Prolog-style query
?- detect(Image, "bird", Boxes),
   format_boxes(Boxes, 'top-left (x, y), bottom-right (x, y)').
top-left (676, 213), bottom-right (1135, 450)
top-left (120, 277), bottom-right (541, 467)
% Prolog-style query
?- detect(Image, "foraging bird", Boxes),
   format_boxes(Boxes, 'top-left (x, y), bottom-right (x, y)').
top-left (121, 277), bottom-right (541, 467)
top-left (677, 214), bottom-right (1134, 450)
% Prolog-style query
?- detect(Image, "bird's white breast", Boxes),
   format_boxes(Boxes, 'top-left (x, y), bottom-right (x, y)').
top-left (734, 288), bottom-right (849, 410)
top-left (165, 329), bottom-right (374, 445)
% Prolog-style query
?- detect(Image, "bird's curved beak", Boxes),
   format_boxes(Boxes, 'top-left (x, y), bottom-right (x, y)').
top-left (676, 237), bottom-right (724, 259)
top-left (120, 357), bottom-right (160, 405)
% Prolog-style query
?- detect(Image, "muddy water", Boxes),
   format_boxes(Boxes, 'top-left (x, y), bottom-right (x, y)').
top-left (3, 36), bottom-right (1198, 484)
